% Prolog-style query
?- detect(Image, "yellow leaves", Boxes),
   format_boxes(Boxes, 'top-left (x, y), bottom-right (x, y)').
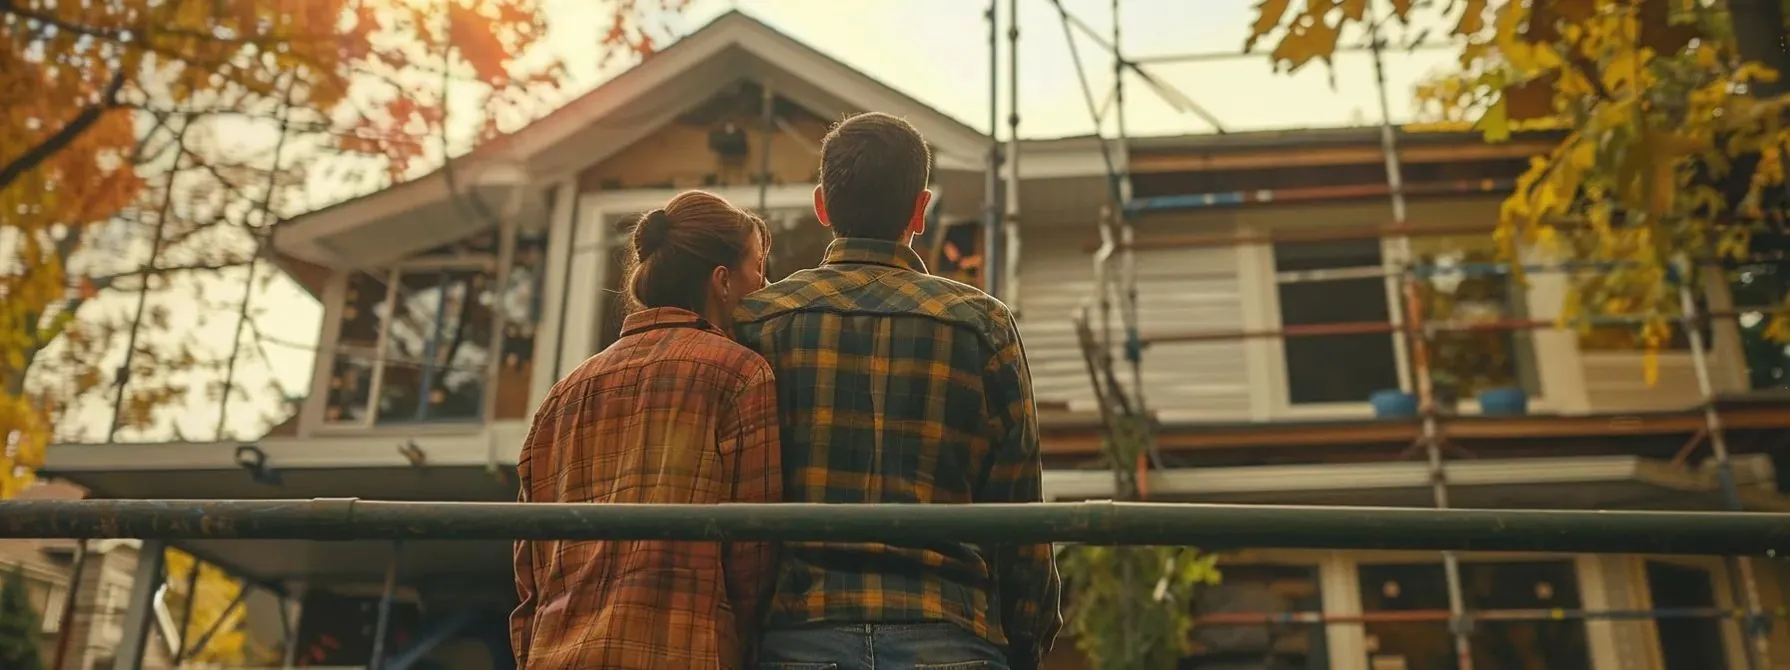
top-left (164, 549), bottom-right (256, 663)
top-left (1765, 310), bottom-right (1790, 344)
top-left (1243, 0), bottom-right (1352, 75)
top-left (1477, 98), bottom-right (1512, 143)
top-left (0, 394), bottom-right (49, 500)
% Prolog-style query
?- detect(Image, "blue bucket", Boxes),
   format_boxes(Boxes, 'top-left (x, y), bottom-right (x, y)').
top-left (1369, 389), bottom-right (1418, 419)
top-left (1478, 387), bottom-right (1530, 416)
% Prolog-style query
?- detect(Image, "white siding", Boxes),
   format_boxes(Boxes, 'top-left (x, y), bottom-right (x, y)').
top-left (1016, 230), bottom-right (1251, 422)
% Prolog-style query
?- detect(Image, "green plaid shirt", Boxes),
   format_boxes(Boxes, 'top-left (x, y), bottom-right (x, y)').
top-left (733, 237), bottom-right (1061, 665)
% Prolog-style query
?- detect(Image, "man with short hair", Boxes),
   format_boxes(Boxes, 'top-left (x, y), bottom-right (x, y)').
top-left (734, 112), bottom-right (1061, 670)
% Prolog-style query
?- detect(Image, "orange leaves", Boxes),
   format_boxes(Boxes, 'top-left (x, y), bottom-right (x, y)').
top-left (451, 5), bottom-right (512, 84)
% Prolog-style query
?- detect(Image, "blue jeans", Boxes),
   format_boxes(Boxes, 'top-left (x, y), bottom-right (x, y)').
top-left (757, 623), bottom-right (1011, 670)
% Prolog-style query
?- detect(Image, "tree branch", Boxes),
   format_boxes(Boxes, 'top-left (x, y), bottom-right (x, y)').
top-left (0, 69), bottom-right (126, 190)
top-left (89, 260), bottom-right (257, 292)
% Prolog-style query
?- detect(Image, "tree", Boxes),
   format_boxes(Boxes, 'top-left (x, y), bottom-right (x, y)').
top-left (1, 0), bottom-right (690, 493)
top-left (1054, 415), bottom-right (1221, 670)
top-left (161, 548), bottom-right (273, 664)
top-left (1245, 0), bottom-right (1790, 383)
top-left (0, 568), bottom-right (46, 670)
top-left (2, 0), bottom-right (687, 660)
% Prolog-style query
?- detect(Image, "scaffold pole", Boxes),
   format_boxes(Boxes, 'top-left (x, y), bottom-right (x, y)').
top-left (1678, 255), bottom-right (1772, 669)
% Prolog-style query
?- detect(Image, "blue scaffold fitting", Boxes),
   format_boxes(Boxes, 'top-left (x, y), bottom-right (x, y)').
top-left (1664, 263), bottom-right (1684, 287)
top-left (1124, 328), bottom-right (1144, 364)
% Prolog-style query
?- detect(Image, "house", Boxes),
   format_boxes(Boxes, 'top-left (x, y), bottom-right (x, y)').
top-left (37, 9), bottom-right (1790, 670)
top-left (0, 481), bottom-right (185, 670)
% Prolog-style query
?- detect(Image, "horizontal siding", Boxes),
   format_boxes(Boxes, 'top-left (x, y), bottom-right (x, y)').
top-left (1017, 233), bottom-right (1250, 421)
top-left (1580, 352), bottom-right (1735, 413)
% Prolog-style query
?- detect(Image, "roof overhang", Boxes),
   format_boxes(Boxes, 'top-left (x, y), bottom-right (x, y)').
top-left (273, 163), bottom-right (533, 268)
top-left (41, 429), bottom-right (525, 591)
top-left (1043, 455), bottom-right (1789, 511)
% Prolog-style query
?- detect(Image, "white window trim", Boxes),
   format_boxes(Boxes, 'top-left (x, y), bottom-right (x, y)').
top-left (305, 222), bottom-right (561, 437)
top-left (1254, 237), bottom-right (1558, 421)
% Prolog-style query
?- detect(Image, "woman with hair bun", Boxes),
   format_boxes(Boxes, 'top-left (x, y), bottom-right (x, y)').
top-left (512, 190), bottom-right (779, 670)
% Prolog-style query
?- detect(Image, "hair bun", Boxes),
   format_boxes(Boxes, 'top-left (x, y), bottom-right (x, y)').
top-left (636, 208), bottom-right (673, 259)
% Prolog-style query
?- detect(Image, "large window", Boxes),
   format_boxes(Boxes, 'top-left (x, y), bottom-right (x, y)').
top-left (324, 227), bottom-right (547, 426)
top-left (1359, 561), bottom-right (1590, 670)
top-left (1274, 239), bottom-right (1402, 404)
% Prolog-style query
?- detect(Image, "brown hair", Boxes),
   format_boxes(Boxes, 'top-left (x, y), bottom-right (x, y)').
top-left (818, 112), bottom-right (933, 240)
top-left (623, 190), bottom-right (770, 314)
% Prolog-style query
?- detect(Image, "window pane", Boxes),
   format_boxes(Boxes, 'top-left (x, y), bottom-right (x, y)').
top-left (1460, 561), bottom-right (1590, 670)
top-left (337, 271), bottom-right (388, 347)
top-left (385, 271), bottom-right (456, 364)
top-left (376, 360), bottom-right (425, 423)
top-left (1188, 564), bottom-right (1329, 669)
top-left (500, 230), bottom-right (550, 371)
top-left (424, 366), bottom-right (486, 421)
top-left (1280, 277), bottom-right (1399, 403)
top-left (1280, 278), bottom-right (1391, 326)
top-left (1646, 561), bottom-right (1727, 670)
top-left (1274, 238), bottom-right (1383, 272)
top-left (375, 267), bottom-right (496, 424)
top-left (324, 356), bottom-right (374, 423)
top-left (1359, 563), bottom-right (1454, 670)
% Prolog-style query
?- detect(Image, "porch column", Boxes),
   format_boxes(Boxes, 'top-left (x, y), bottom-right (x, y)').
top-left (281, 580), bottom-right (307, 669)
top-left (112, 540), bottom-right (166, 670)
top-left (1320, 551), bottom-right (1368, 670)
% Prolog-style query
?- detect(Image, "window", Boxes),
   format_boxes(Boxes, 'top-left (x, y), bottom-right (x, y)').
top-left (100, 580), bottom-right (130, 642)
top-left (1412, 235), bottom-right (1541, 397)
top-left (324, 233), bottom-right (513, 426)
top-left (1647, 561), bottom-right (1727, 670)
top-left (1185, 563), bottom-right (1329, 669)
top-left (1730, 235), bottom-right (1790, 390)
top-left (41, 581), bottom-right (65, 633)
top-left (1274, 239), bottom-right (1402, 404)
top-left (1359, 561), bottom-right (1590, 670)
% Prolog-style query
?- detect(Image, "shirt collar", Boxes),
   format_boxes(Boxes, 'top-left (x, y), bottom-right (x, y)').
top-left (619, 307), bottom-right (724, 338)
top-left (820, 237), bottom-right (929, 274)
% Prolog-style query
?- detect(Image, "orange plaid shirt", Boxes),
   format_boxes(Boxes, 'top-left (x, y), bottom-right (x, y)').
top-left (511, 307), bottom-right (782, 670)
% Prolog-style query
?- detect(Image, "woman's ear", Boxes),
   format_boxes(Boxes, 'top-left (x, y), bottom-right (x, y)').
top-left (710, 264), bottom-right (732, 298)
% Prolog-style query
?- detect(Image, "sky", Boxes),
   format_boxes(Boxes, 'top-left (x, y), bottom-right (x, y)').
top-left (76, 0), bottom-right (1472, 443)
top-left (541, 0), bottom-right (1466, 139)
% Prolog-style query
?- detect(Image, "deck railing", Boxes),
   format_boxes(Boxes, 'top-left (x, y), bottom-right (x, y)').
top-left (2, 498), bottom-right (1787, 555)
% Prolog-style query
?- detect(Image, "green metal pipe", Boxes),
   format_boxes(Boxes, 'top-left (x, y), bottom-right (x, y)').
top-left (2, 499), bottom-right (1789, 555)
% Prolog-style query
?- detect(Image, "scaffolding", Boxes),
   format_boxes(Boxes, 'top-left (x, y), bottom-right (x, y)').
top-left (1023, 1), bottom-right (1784, 668)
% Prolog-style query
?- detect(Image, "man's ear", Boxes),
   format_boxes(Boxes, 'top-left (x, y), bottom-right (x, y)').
top-left (813, 185), bottom-right (831, 229)
top-left (906, 189), bottom-right (932, 239)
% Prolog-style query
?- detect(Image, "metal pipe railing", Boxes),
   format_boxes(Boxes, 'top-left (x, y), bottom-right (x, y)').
top-left (3, 499), bottom-right (1789, 555)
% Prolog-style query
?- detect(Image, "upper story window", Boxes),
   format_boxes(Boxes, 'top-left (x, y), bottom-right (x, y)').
top-left (323, 226), bottom-right (549, 426)
top-left (1274, 238), bottom-right (1402, 404)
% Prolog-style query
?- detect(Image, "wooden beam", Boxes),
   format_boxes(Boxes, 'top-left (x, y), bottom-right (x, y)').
top-left (1128, 141), bottom-right (1557, 174)
top-left (1039, 407), bottom-right (1790, 457)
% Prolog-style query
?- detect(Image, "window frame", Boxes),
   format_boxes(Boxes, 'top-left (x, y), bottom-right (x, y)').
top-left (1269, 237), bottom-right (1412, 409)
top-left (321, 255), bottom-right (503, 429)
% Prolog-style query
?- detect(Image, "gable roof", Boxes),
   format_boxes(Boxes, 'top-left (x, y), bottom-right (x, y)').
top-left (274, 10), bottom-right (990, 268)
top-left (489, 10), bottom-right (990, 174)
